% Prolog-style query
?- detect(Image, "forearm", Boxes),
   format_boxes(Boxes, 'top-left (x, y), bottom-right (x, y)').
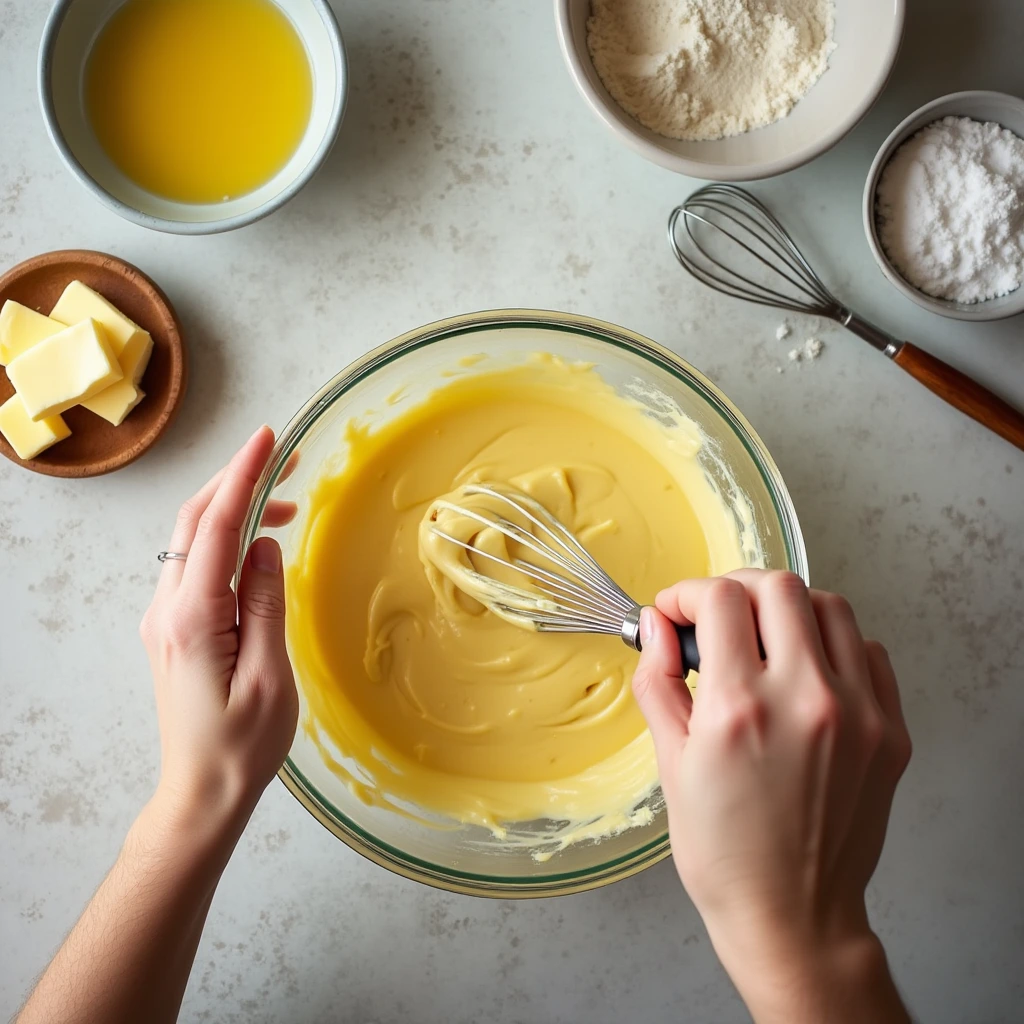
top-left (18, 790), bottom-right (248, 1024)
top-left (715, 928), bottom-right (910, 1024)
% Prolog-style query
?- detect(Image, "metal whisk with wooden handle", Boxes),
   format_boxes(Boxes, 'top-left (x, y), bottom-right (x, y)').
top-left (669, 184), bottom-right (1024, 452)
top-left (427, 483), bottom-right (703, 673)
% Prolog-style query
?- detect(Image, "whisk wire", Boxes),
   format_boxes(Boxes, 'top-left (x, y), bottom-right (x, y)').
top-left (432, 500), bottom-right (605, 601)
top-left (515, 560), bottom-right (622, 614)
top-left (428, 483), bottom-right (637, 636)
top-left (464, 484), bottom-right (629, 604)
top-left (672, 228), bottom-right (797, 312)
top-left (430, 533), bottom-right (623, 629)
top-left (711, 198), bottom-right (834, 306)
top-left (684, 211), bottom-right (818, 313)
top-left (668, 183), bottom-right (843, 318)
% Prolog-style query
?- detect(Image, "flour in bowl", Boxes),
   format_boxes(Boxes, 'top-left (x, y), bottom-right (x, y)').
top-left (587, 0), bottom-right (836, 142)
top-left (875, 116), bottom-right (1024, 303)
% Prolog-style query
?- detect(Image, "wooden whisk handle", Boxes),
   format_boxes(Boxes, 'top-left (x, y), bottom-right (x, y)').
top-left (893, 343), bottom-right (1024, 452)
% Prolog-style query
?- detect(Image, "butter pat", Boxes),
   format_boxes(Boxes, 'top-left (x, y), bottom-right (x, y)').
top-left (0, 394), bottom-right (71, 460)
top-left (51, 281), bottom-right (154, 385)
top-left (0, 301), bottom-right (65, 365)
top-left (6, 319), bottom-right (123, 420)
top-left (81, 379), bottom-right (145, 426)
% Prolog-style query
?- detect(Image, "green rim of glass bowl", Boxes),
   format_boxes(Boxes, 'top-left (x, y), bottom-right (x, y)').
top-left (239, 309), bottom-right (808, 898)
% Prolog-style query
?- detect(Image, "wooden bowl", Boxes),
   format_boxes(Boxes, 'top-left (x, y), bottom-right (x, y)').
top-left (0, 250), bottom-right (187, 477)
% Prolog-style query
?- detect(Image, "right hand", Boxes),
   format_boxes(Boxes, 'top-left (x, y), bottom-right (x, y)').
top-left (632, 570), bottom-right (912, 1022)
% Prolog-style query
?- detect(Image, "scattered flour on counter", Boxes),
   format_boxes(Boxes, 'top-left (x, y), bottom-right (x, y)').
top-left (587, 0), bottom-right (836, 141)
top-left (775, 321), bottom-right (792, 341)
top-left (876, 116), bottom-right (1024, 303)
top-left (783, 338), bottom-right (824, 370)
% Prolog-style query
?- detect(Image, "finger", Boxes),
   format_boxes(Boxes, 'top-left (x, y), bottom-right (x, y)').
top-left (809, 589), bottom-right (870, 683)
top-left (865, 641), bottom-right (907, 730)
top-left (655, 576), bottom-right (762, 680)
top-left (632, 608), bottom-right (692, 755)
top-left (182, 426), bottom-right (276, 599)
top-left (723, 569), bottom-right (828, 673)
top-left (865, 641), bottom-right (912, 784)
top-left (157, 467), bottom-right (226, 594)
top-left (234, 537), bottom-right (294, 704)
top-left (276, 449), bottom-right (300, 486)
top-left (261, 499), bottom-right (298, 529)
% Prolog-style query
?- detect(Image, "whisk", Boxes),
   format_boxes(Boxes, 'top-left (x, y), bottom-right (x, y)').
top-left (669, 184), bottom-right (1024, 452)
top-left (427, 483), bottom-right (703, 673)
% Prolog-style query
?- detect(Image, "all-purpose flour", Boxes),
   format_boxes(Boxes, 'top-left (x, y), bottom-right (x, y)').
top-left (876, 116), bottom-right (1024, 304)
top-left (587, 0), bottom-right (835, 142)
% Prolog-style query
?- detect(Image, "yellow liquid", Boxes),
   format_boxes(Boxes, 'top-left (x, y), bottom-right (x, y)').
top-left (86, 0), bottom-right (313, 204)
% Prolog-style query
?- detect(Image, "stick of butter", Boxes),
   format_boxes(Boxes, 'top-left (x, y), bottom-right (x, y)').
top-left (0, 393), bottom-right (71, 460)
top-left (6, 318), bottom-right (123, 420)
top-left (0, 300), bottom-right (65, 365)
top-left (50, 281), bottom-right (154, 385)
top-left (81, 379), bottom-right (145, 426)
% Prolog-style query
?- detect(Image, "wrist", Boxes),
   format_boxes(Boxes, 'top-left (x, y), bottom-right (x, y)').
top-left (111, 785), bottom-right (250, 920)
top-left (142, 769), bottom-right (258, 865)
top-left (710, 919), bottom-right (908, 1024)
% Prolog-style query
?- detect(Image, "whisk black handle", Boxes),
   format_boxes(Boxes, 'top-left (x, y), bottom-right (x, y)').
top-left (630, 608), bottom-right (762, 672)
top-left (671, 621), bottom-right (766, 675)
top-left (674, 622), bottom-right (701, 675)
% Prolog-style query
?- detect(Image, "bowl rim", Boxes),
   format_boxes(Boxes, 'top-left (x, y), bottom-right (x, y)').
top-left (553, 0), bottom-right (906, 181)
top-left (37, 0), bottom-right (348, 236)
top-left (862, 89), bottom-right (1024, 322)
top-left (241, 309), bottom-right (809, 897)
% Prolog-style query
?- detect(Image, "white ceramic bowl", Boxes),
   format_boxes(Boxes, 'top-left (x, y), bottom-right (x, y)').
top-left (863, 90), bottom-right (1024, 322)
top-left (39, 0), bottom-right (347, 234)
top-left (554, 0), bottom-right (905, 181)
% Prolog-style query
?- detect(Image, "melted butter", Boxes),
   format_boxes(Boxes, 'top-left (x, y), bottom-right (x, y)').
top-left (86, 0), bottom-right (311, 204)
top-left (287, 356), bottom-right (746, 843)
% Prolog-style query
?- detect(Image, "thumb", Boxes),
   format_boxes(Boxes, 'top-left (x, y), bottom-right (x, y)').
top-left (235, 537), bottom-right (292, 692)
top-left (632, 607), bottom-right (693, 754)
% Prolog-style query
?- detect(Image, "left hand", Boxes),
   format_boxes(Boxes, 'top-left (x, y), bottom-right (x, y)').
top-left (17, 430), bottom-right (301, 1024)
top-left (140, 426), bottom-right (299, 835)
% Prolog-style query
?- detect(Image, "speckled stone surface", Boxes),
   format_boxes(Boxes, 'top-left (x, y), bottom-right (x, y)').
top-left (2, 2), bottom-right (1023, 1022)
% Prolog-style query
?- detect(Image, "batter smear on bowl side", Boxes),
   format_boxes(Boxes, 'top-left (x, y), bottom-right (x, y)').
top-left (286, 357), bottom-right (748, 849)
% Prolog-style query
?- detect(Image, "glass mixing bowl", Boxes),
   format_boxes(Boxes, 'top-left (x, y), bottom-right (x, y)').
top-left (239, 310), bottom-right (808, 897)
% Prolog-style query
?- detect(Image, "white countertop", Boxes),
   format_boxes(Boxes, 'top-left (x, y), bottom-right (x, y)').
top-left (2, 2), bottom-right (1023, 1021)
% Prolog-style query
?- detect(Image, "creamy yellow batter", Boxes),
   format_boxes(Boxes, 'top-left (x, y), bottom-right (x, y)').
top-left (287, 356), bottom-right (746, 841)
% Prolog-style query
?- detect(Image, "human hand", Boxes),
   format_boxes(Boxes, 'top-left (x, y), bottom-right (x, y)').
top-left (140, 426), bottom-right (298, 843)
top-left (632, 570), bottom-right (912, 1023)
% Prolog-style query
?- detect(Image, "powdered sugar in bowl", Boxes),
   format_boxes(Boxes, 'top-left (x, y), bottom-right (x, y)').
top-left (864, 91), bottom-right (1024, 322)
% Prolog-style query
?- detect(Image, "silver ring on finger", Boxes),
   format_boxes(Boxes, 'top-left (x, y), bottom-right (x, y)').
top-left (157, 551), bottom-right (189, 563)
